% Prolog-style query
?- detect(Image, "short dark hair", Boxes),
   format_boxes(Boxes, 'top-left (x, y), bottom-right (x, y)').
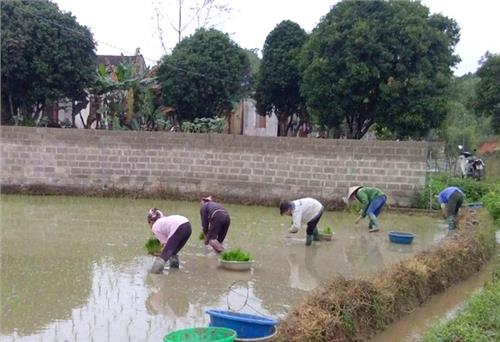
top-left (279, 201), bottom-right (292, 215)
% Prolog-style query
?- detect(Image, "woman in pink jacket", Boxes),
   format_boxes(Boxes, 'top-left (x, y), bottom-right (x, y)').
top-left (147, 208), bottom-right (192, 274)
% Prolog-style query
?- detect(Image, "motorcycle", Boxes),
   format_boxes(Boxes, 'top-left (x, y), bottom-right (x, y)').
top-left (458, 145), bottom-right (485, 180)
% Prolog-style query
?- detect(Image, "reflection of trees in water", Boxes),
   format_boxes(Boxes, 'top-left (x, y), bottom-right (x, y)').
top-left (1, 254), bottom-right (93, 336)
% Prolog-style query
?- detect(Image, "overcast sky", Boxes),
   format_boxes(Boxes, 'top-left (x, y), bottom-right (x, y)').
top-left (52, 0), bottom-right (500, 76)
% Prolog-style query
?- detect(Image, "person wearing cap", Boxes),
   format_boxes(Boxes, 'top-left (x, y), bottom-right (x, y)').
top-left (438, 186), bottom-right (464, 230)
top-left (147, 208), bottom-right (192, 273)
top-left (280, 197), bottom-right (324, 246)
top-left (200, 195), bottom-right (230, 253)
top-left (347, 186), bottom-right (386, 232)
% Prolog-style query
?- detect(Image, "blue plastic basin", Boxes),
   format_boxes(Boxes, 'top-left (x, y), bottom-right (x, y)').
top-left (388, 231), bottom-right (415, 244)
top-left (206, 310), bottom-right (278, 339)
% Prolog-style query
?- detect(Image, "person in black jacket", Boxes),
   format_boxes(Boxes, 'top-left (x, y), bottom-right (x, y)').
top-left (200, 196), bottom-right (230, 253)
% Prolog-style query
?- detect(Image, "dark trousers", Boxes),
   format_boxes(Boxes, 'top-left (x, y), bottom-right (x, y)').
top-left (448, 190), bottom-right (464, 217)
top-left (207, 212), bottom-right (230, 243)
top-left (306, 209), bottom-right (323, 235)
top-left (160, 222), bottom-right (192, 261)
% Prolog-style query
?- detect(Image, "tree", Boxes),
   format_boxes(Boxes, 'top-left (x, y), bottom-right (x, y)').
top-left (157, 28), bottom-right (249, 122)
top-left (1, 0), bottom-right (97, 125)
top-left (475, 52), bottom-right (500, 134)
top-left (300, 0), bottom-right (460, 139)
top-left (255, 20), bottom-right (307, 136)
top-left (154, 0), bottom-right (231, 49)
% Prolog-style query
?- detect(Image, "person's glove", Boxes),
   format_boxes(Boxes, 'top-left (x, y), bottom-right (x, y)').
top-left (149, 257), bottom-right (166, 273)
top-left (305, 234), bottom-right (313, 246)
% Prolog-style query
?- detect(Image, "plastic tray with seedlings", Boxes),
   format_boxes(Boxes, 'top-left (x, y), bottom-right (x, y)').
top-left (319, 226), bottom-right (334, 241)
top-left (145, 237), bottom-right (162, 256)
top-left (219, 248), bottom-right (254, 271)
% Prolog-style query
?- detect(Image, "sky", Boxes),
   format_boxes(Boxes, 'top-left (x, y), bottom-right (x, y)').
top-left (51, 0), bottom-right (500, 76)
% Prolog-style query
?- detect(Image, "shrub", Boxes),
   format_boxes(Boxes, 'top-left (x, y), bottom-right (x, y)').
top-left (415, 173), bottom-right (499, 209)
top-left (483, 191), bottom-right (500, 221)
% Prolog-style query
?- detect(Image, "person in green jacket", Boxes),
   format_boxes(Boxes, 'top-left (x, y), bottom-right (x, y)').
top-left (346, 186), bottom-right (387, 232)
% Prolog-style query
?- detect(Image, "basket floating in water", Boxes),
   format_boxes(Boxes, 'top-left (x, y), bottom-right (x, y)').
top-left (206, 310), bottom-right (278, 339)
top-left (388, 231), bottom-right (415, 244)
top-left (164, 327), bottom-right (237, 342)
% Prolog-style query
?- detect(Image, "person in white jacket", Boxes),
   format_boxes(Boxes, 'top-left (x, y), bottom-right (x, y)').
top-left (280, 197), bottom-right (324, 246)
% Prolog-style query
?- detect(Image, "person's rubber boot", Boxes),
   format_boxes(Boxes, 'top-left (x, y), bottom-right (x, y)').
top-left (312, 227), bottom-right (320, 241)
top-left (448, 215), bottom-right (456, 231)
top-left (208, 239), bottom-right (224, 253)
top-left (169, 255), bottom-right (180, 268)
top-left (149, 257), bottom-right (166, 273)
top-left (305, 234), bottom-right (313, 246)
top-left (368, 214), bottom-right (379, 232)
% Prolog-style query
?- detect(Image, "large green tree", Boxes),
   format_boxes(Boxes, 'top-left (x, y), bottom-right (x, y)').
top-left (1, 0), bottom-right (96, 125)
top-left (255, 20), bottom-right (307, 136)
top-left (300, 0), bottom-right (460, 139)
top-left (475, 52), bottom-right (500, 134)
top-left (157, 28), bottom-right (249, 122)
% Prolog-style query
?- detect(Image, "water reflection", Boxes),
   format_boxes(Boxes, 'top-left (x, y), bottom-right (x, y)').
top-left (1, 195), bottom-right (444, 341)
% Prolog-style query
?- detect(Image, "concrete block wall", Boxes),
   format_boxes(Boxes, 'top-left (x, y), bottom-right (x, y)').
top-left (0, 126), bottom-right (430, 206)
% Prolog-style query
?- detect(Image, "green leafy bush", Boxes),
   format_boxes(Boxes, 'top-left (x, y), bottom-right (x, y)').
top-left (415, 173), bottom-right (498, 209)
top-left (145, 237), bottom-right (162, 254)
top-left (220, 248), bottom-right (253, 262)
top-left (483, 191), bottom-right (500, 221)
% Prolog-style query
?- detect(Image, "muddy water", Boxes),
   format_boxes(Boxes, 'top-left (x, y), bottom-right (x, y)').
top-left (1, 195), bottom-right (444, 341)
top-left (370, 261), bottom-right (496, 342)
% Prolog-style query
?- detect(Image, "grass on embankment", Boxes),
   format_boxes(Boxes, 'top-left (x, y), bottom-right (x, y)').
top-left (422, 257), bottom-right (500, 342)
top-left (275, 209), bottom-right (497, 342)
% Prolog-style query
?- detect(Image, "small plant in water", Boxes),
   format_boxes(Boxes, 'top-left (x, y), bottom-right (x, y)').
top-left (221, 248), bottom-right (253, 262)
top-left (199, 232), bottom-right (205, 240)
top-left (322, 226), bottom-right (333, 235)
top-left (145, 237), bottom-right (162, 255)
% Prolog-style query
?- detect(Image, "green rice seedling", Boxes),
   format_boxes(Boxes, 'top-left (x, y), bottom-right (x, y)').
top-left (322, 226), bottom-right (332, 235)
top-left (199, 232), bottom-right (205, 240)
top-left (221, 248), bottom-right (253, 262)
top-left (145, 237), bottom-right (162, 255)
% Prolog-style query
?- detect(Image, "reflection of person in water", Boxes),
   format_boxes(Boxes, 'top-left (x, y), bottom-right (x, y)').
top-left (286, 247), bottom-right (320, 291)
top-left (145, 287), bottom-right (190, 318)
top-left (345, 234), bottom-right (384, 274)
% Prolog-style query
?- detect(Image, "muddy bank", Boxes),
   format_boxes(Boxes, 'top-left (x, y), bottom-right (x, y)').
top-left (0, 183), bottom-right (347, 209)
top-left (275, 209), bottom-right (497, 341)
top-left (1, 184), bottom-right (437, 214)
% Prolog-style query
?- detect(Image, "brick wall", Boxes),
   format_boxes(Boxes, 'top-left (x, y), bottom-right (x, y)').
top-left (0, 126), bottom-right (431, 206)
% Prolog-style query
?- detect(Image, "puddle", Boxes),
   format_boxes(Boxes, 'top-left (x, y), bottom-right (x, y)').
top-left (1, 195), bottom-right (445, 341)
top-left (370, 261), bottom-right (495, 342)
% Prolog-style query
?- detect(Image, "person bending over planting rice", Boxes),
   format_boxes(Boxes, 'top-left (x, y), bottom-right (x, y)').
top-left (438, 186), bottom-right (464, 230)
top-left (346, 186), bottom-right (386, 232)
top-left (280, 197), bottom-right (324, 246)
top-left (147, 208), bottom-right (192, 273)
top-left (199, 196), bottom-right (230, 253)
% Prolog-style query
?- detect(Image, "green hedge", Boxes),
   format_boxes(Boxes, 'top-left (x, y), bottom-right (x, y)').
top-left (415, 173), bottom-right (499, 210)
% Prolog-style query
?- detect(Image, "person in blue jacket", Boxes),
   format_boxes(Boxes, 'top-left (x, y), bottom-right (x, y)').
top-left (438, 186), bottom-right (464, 230)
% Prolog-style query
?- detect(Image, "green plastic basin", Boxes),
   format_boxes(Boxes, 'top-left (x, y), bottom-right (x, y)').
top-left (164, 327), bottom-right (237, 342)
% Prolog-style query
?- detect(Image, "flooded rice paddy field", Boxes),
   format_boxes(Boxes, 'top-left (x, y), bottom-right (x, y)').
top-left (1, 195), bottom-right (446, 341)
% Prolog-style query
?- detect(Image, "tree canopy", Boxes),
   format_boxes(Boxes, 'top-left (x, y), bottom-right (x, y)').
top-left (1, 0), bottom-right (96, 124)
top-left (157, 28), bottom-right (249, 122)
top-left (255, 20), bottom-right (307, 136)
top-left (475, 52), bottom-right (500, 134)
top-left (300, 0), bottom-right (460, 139)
